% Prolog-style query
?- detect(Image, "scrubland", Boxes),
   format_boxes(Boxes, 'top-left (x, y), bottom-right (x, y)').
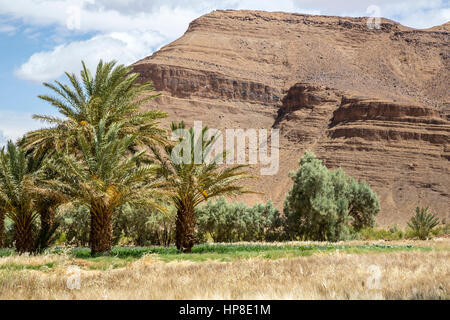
top-left (0, 239), bottom-right (448, 300)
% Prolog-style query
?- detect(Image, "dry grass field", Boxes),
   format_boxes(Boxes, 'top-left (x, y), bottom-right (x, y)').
top-left (0, 239), bottom-right (448, 300)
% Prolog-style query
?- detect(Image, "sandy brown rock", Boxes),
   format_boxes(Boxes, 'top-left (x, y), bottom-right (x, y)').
top-left (132, 10), bottom-right (449, 226)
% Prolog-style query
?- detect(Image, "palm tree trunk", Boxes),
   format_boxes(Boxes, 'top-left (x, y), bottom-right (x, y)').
top-left (40, 204), bottom-right (56, 232)
top-left (15, 216), bottom-right (34, 254)
top-left (35, 204), bottom-right (58, 252)
top-left (176, 206), bottom-right (196, 253)
top-left (89, 206), bottom-right (113, 255)
top-left (0, 212), bottom-right (5, 248)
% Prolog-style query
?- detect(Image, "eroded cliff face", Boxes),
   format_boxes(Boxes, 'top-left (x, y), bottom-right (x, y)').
top-left (133, 10), bottom-right (449, 225)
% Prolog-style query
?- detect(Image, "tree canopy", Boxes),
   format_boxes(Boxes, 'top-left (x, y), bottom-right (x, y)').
top-left (283, 151), bottom-right (380, 241)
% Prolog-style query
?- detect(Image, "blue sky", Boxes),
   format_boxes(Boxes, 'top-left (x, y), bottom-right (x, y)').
top-left (0, 0), bottom-right (449, 146)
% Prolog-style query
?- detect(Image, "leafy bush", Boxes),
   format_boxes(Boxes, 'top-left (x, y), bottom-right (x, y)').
top-left (195, 197), bottom-right (285, 243)
top-left (56, 203), bottom-right (176, 247)
top-left (56, 204), bottom-right (90, 247)
top-left (145, 208), bottom-right (176, 246)
top-left (114, 204), bottom-right (176, 247)
top-left (2, 216), bottom-right (15, 248)
top-left (283, 151), bottom-right (380, 242)
top-left (407, 207), bottom-right (440, 240)
top-left (357, 227), bottom-right (404, 240)
top-left (431, 223), bottom-right (450, 237)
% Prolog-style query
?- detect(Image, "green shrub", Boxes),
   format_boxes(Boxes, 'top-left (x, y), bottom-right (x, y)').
top-left (407, 207), bottom-right (440, 240)
top-left (55, 232), bottom-right (67, 246)
top-left (2, 216), bottom-right (15, 248)
top-left (56, 204), bottom-right (90, 247)
top-left (0, 248), bottom-right (14, 257)
top-left (283, 151), bottom-right (380, 242)
top-left (441, 223), bottom-right (450, 235)
top-left (428, 219), bottom-right (449, 237)
top-left (357, 227), bottom-right (404, 240)
top-left (145, 207), bottom-right (176, 246)
top-left (55, 203), bottom-right (176, 247)
top-left (195, 198), bottom-right (285, 243)
top-left (113, 203), bottom-right (176, 247)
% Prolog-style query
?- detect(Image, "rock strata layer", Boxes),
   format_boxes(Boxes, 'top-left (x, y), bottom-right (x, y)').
top-left (133, 10), bottom-right (449, 225)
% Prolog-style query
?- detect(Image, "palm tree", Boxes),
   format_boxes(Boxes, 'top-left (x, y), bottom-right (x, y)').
top-left (24, 60), bottom-right (167, 156)
top-left (152, 122), bottom-right (253, 253)
top-left (31, 165), bottom-right (65, 252)
top-left (0, 142), bottom-right (38, 253)
top-left (408, 207), bottom-right (440, 240)
top-left (0, 199), bottom-right (5, 248)
top-left (13, 143), bottom-right (66, 253)
top-left (45, 121), bottom-right (168, 255)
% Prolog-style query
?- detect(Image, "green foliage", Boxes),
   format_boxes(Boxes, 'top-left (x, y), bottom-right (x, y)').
top-left (24, 60), bottom-right (167, 156)
top-left (196, 197), bottom-right (284, 243)
top-left (56, 204), bottom-right (90, 247)
top-left (153, 121), bottom-right (253, 211)
top-left (55, 232), bottom-right (67, 246)
top-left (356, 227), bottom-right (405, 240)
top-left (431, 223), bottom-right (450, 237)
top-left (0, 248), bottom-right (15, 257)
top-left (152, 121), bottom-right (253, 252)
top-left (33, 218), bottom-right (60, 254)
top-left (114, 203), bottom-right (176, 246)
top-left (352, 221), bottom-right (448, 241)
top-left (43, 121), bottom-right (169, 242)
top-left (283, 151), bottom-right (380, 242)
top-left (145, 207), bottom-right (176, 247)
top-left (346, 178), bottom-right (380, 230)
top-left (41, 243), bottom-right (423, 262)
top-left (0, 211), bottom-right (4, 248)
top-left (407, 207), bottom-right (440, 240)
top-left (56, 203), bottom-right (177, 247)
top-left (2, 216), bottom-right (15, 248)
top-left (21, 59), bottom-right (170, 255)
top-left (0, 142), bottom-right (41, 253)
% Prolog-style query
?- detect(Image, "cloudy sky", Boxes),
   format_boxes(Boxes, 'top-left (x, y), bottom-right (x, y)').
top-left (0, 0), bottom-right (449, 145)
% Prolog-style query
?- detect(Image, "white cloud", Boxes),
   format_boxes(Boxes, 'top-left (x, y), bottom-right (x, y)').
top-left (385, 4), bottom-right (450, 29)
top-left (0, 0), bottom-right (202, 38)
top-left (289, 1), bottom-right (450, 29)
top-left (0, 0), bottom-right (447, 31)
top-left (0, 110), bottom-right (45, 144)
top-left (1, 0), bottom-right (203, 82)
top-left (14, 31), bottom-right (165, 82)
top-left (0, 130), bottom-right (7, 147)
top-left (0, 23), bottom-right (16, 34)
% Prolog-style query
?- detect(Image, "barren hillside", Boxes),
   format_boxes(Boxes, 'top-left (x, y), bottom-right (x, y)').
top-left (132, 10), bottom-right (449, 226)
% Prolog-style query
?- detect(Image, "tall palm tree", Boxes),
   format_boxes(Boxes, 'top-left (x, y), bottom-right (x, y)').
top-left (31, 162), bottom-right (65, 253)
top-left (45, 121), bottom-right (169, 255)
top-left (0, 142), bottom-right (38, 253)
top-left (152, 122), bottom-right (253, 253)
top-left (13, 142), bottom-right (65, 253)
top-left (24, 60), bottom-right (167, 156)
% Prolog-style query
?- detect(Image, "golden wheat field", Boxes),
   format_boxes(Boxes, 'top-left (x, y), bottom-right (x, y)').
top-left (0, 239), bottom-right (449, 300)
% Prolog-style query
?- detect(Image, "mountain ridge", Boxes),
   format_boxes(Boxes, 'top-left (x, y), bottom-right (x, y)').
top-left (132, 10), bottom-right (449, 226)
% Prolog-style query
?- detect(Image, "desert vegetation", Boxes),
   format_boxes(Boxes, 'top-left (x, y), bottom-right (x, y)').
top-left (0, 60), bottom-right (253, 255)
top-left (0, 59), bottom-right (384, 255)
top-left (151, 122), bottom-right (252, 252)
top-left (407, 207), bottom-right (441, 240)
top-left (0, 60), bottom-right (447, 255)
top-left (0, 59), bottom-right (448, 300)
top-left (0, 240), bottom-right (448, 299)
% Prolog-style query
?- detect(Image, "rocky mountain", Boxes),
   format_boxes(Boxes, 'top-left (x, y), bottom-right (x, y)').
top-left (132, 10), bottom-right (449, 226)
